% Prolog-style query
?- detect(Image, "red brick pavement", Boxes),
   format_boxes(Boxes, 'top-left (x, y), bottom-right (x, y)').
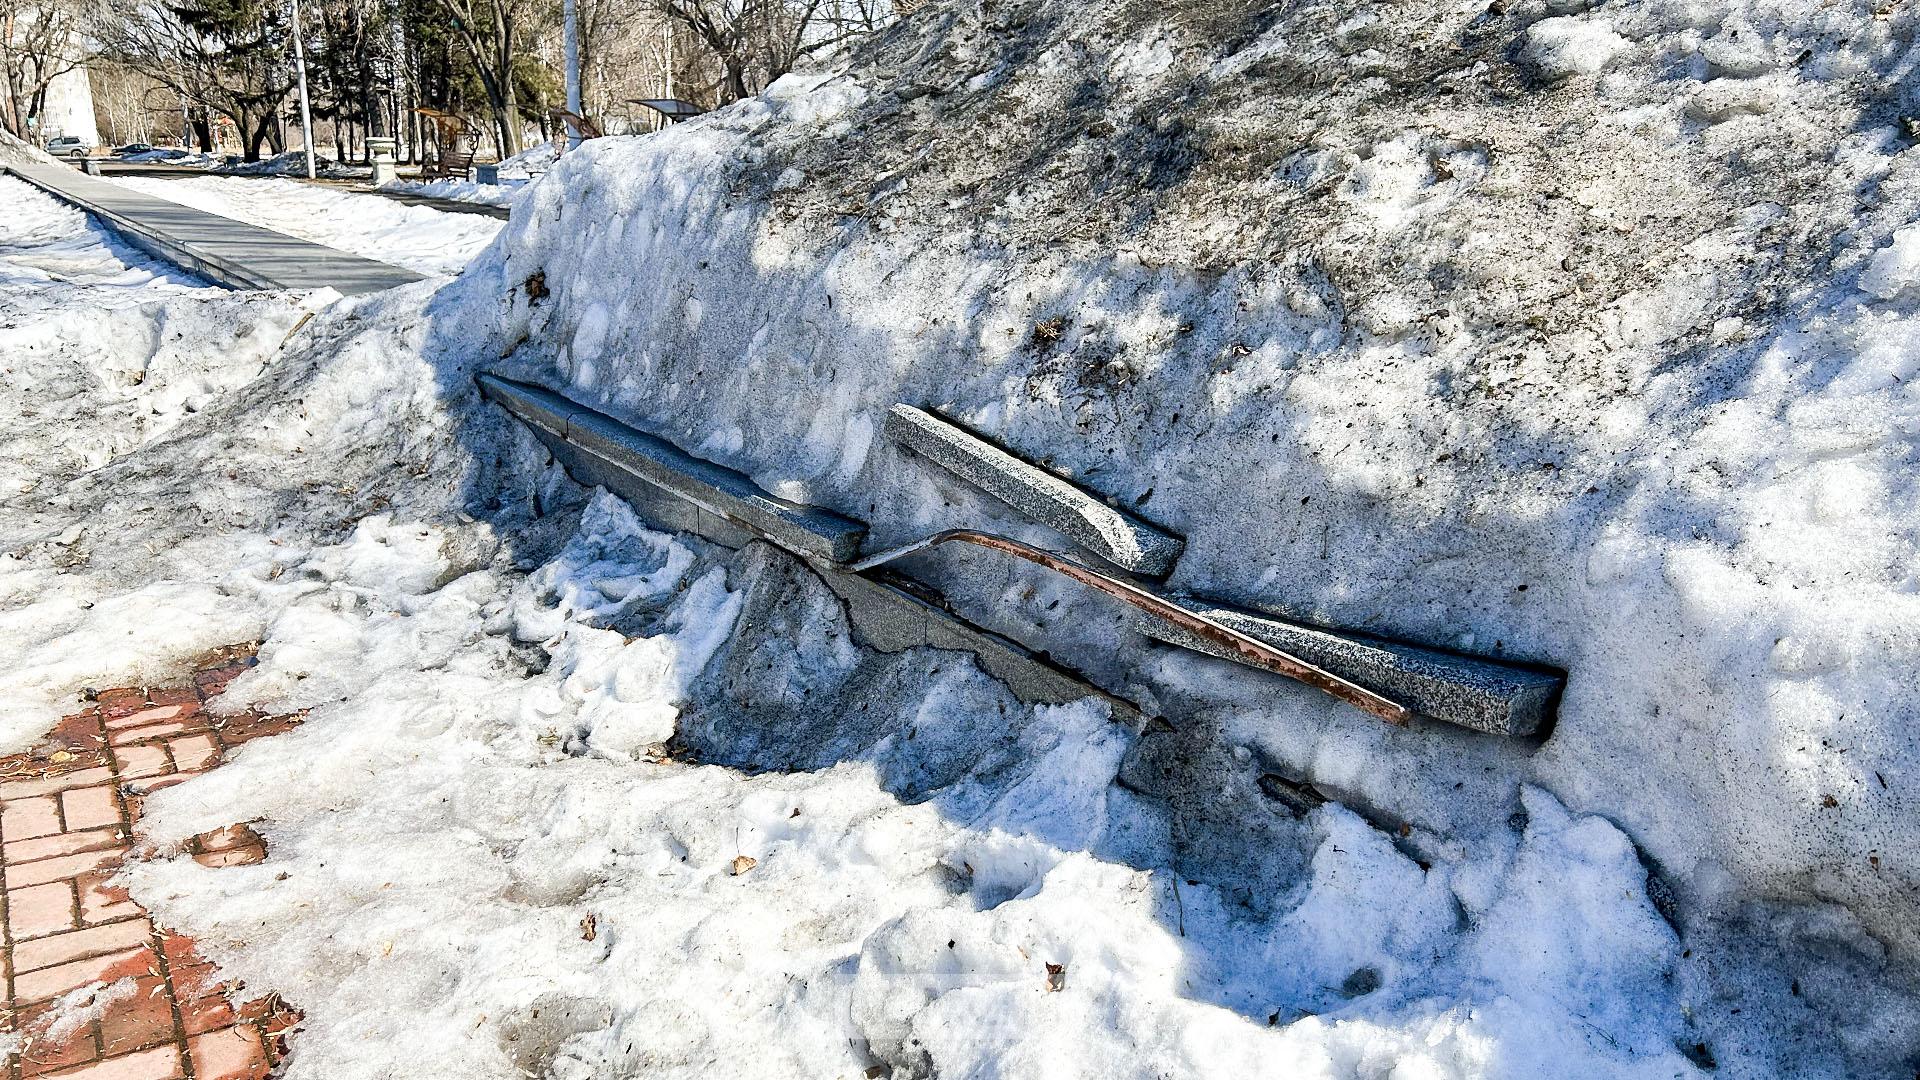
top-left (0, 646), bottom-right (301, 1078)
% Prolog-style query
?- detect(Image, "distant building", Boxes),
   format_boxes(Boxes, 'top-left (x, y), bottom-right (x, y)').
top-left (38, 63), bottom-right (98, 145)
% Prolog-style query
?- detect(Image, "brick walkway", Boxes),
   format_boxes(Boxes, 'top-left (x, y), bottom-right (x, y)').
top-left (0, 647), bottom-right (300, 1078)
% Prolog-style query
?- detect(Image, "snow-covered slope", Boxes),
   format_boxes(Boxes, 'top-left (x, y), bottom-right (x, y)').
top-left (444, 0), bottom-right (1920, 1069)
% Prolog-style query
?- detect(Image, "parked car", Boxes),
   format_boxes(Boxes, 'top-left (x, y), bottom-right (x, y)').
top-left (45, 135), bottom-right (91, 159)
top-left (113, 143), bottom-right (154, 157)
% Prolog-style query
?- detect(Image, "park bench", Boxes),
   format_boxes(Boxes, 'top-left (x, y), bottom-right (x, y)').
top-left (421, 148), bottom-right (476, 181)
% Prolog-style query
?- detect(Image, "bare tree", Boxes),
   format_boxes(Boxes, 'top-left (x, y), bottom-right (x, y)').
top-left (653, 0), bottom-right (882, 106)
top-left (0, 0), bottom-right (95, 140)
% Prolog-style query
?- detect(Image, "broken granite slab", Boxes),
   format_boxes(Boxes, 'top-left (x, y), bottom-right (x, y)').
top-left (1131, 599), bottom-right (1561, 737)
top-left (478, 372), bottom-right (1136, 716)
top-left (884, 404), bottom-right (1185, 578)
top-left (477, 372), bottom-right (867, 563)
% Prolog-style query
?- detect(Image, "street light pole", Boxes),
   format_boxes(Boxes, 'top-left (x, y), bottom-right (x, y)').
top-left (660, 24), bottom-right (672, 133)
top-left (562, 0), bottom-right (581, 149)
top-left (290, 0), bottom-right (316, 178)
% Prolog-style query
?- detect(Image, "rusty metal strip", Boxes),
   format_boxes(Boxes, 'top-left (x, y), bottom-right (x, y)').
top-left (849, 530), bottom-right (1413, 726)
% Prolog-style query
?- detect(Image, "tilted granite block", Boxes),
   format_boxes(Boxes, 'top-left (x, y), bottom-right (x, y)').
top-left (884, 404), bottom-right (1185, 578)
top-left (1132, 599), bottom-right (1561, 737)
top-left (477, 373), bottom-right (867, 563)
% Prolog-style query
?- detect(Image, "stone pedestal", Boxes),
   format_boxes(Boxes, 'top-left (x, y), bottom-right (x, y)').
top-left (366, 137), bottom-right (398, 186)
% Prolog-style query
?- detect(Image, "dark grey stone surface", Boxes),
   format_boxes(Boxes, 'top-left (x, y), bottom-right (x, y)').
top-left (478, 373), bottom-right (868, 563)
top-left (3, 161), bottom-right (426, 295)
top-left (1132, 599), bottom-right (1561, 737)
top-left (884, 404), bottom-right (1185, 578)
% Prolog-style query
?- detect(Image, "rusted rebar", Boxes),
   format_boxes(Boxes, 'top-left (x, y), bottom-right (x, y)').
top-left (850, 530), bottom-right (1413, 725)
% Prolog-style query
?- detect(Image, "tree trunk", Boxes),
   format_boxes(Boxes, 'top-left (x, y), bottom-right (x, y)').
top-left (242, 112), bottom-right (271, 160)
top-left (0, 36), bottom-right (19, 138)
top-left (723, 56), bottom-right (748, 104)
top-left (493, 4), bottom-right (520, 156)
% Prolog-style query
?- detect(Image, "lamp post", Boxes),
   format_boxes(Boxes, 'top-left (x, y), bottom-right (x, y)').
top-left (562, 0), bottom-right (581, 149)
top-left (290, 0), bottom-right (316, 178)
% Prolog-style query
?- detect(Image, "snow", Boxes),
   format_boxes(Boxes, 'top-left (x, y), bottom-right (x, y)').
top-left (1858, 225), bottom-right (1920, 299)
top-left (105, 175), bottom-right (504, 276)
top-left (1523, 16), bottom-right (1632, 80)
top-left (446, 0), bottom-right (1920, 1071)
top-left (378, 141), bottom-right (560, 207)
top-left (380, 176), bottom-right (524, 208)
top-left (0, 159), bottom-right (1719, 1079)
top-left (120, 491), bottom-right (1701, 1079)
top-left (215, 150), bottom-right (362, 180)
top-left (3, 0), bottom-right (1920, 1073)
top-left (497, 141), bottom-right (560, 178)
top-left (120, 148), bottom-right (218, 167)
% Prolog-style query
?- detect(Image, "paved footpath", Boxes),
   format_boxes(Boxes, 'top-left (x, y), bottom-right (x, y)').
top-left (91, 163), bottom-right (510, 222)
top-left (1, 160), bottom-right (424, 296)
top-left (0, 646), bottom-right (300, 1079)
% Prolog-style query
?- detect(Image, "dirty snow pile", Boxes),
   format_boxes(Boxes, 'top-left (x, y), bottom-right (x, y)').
top-left (4, 155), bottom-right (1720, 1080)
top-left (124, 492), bottom-right (1705, 1080)
top-left (119, 148), bottom-right (218, 167)
top-left (381, 141), bottom-right (557, 207)
top-left (107, 174), bottom-right (503, 275)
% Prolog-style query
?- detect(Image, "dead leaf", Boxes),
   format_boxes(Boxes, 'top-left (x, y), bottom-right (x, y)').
top-left (580, 912), bottom-right (597, 941)
top-left (730, 855), bottom-right (757, 876)
top-left (1045, 963), bottom-right (1066, 992)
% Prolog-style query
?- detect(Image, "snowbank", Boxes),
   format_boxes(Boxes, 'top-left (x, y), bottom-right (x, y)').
top-left (121, 492), bottom-right (1704, 1079)
top-left (437, 0), bottom-right (1920, 1070)
top-left (3, 168), bottom-right (1715, 1080)
top-left (495, 140), bottom-right (558, 179)
top-left (215, 150), bottom-right (363, 180)
top-left (120, 148), bottom-right (218, 167)
top-left (381, 176), bottom-right (523, 208)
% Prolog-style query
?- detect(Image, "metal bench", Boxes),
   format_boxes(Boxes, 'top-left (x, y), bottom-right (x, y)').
top-left (421, 148), bottom-right (476, 181)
